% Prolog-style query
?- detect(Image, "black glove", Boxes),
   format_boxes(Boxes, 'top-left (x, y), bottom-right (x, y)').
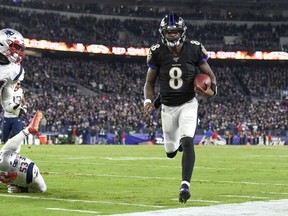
top-left (13, 103), bottom-right (21, 110)
top-left (18, 108), bottom-right (27, 121)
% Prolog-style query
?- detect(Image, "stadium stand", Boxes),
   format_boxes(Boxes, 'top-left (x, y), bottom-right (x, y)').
top-left (0, 0), bottom-right (287, 144)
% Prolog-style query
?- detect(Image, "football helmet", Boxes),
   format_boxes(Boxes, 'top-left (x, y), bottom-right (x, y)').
top-left (159, 14), bottom-right (187, 47)
top-left (0, 28), bottom-right (25, 63)
top-left (0, 150), bottom-right (20, 172)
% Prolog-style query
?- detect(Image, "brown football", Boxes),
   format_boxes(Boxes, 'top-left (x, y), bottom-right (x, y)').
top-left (194, 74), bottom-right (211, 90)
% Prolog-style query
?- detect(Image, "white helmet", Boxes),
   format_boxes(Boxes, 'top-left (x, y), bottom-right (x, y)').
top-left (0, 28), bottom-right (25, 63)
top-left (0, 150), bottom-right (20, 172)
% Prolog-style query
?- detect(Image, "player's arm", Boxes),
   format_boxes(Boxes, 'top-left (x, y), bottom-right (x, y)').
top-left (143, 67), bottom-right (157, 116)
top-left (1, 84), bottom-right (22, 114)
top-left (21, 93), bottom-right (26, 106)
top-left (196, 62), bottom-right (217, 97)
top-left (0, 172), bottom-right (17, 184)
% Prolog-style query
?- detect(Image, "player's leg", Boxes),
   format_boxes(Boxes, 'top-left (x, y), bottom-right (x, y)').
top-left (1, 128), bottom-right (26, 153)
top-left (161, 105), bottom-right (180, 158)
top-left (1, 111), bottom-right (43, 153)
top-left (28, 165), bottom-right (47, 193)
top-left (1, 117), bottom-right (13, 143)
top-left (10, 118), bottom-right (23, 139)
top-left (178, 98), bottom-right (198, 203)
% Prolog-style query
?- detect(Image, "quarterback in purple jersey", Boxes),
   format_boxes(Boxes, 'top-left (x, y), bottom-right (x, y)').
top-left (144, 14), bottom-right (217, 203)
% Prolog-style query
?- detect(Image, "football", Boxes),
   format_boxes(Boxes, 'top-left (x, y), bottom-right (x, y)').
top-left (194, 74), bottom-right (211, 90)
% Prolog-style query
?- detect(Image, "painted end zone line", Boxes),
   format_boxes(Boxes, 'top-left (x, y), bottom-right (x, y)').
top-left (47, 208), bottom-right (99, 214)
top-left (110, 199), bottom-right (288, 216)
top-left (0, 194), bottom-right (164, 209)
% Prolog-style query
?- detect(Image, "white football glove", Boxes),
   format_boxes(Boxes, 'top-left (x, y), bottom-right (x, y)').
top-left (7, 184), bottom-right (21, 193)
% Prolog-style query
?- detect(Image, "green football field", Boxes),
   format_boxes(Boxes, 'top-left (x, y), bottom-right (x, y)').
top-left (0, 144), bottom-right (287, 216)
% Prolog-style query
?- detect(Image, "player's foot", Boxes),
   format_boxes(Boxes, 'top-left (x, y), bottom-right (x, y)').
top-left (179, 184), bottom-right (191, 203)
top-left (28, 111), bottom-right (43, 134)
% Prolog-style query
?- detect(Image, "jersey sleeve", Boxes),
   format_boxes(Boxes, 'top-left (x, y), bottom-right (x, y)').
top-left (197, 43), bottom-right (209, 65)
top-left (189, 40), bottom-right (209, 66)
top-left (146, 44), bottom-right (160, 71)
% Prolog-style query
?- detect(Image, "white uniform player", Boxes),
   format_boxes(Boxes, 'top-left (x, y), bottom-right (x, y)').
top-left (2, 82), bottom-right (27, 143)
top-left (0, 28), bottom-right (26, 116)
top-left (0, 111), bottom-right (47, 193)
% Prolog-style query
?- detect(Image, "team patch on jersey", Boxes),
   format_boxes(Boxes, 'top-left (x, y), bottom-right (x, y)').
top-left (201, 44), bottom-right (208, 56)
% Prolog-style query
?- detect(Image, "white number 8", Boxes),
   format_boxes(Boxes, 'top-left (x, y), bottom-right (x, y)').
top-left (169, 67), bottom-right (183, 89)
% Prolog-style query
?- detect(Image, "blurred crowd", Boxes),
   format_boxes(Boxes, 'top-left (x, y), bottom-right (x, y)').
top-left (1, 0), bottom-right (287, 21)
top-left (0, 1), bottom-right (287, 143)
top-left (0, 4), bottom-right (287, 50)
top-left (11, 56), bottom-right (287, 141)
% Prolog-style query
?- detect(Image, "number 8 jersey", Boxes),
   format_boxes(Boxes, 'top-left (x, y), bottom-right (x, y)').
top-left (147, 40), bottom-right (208, 106)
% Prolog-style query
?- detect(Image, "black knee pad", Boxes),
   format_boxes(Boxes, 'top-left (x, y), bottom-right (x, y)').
top-left (166, 150), bottom-right (177, 158)
top-left (181, 137), bottom-right (194, 149)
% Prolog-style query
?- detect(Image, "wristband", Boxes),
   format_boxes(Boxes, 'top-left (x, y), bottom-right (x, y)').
top-left (211, 83), bottom-right (217, 97)
top-left (144, 99), bottom-right (152, 106)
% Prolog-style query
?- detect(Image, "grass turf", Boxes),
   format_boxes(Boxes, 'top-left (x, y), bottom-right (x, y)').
top-left (0, 144), bottom-right (287, 215)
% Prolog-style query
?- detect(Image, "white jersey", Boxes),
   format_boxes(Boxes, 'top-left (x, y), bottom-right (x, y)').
top-left (0, 131), bottom-right (47, 193)
top-left (0, 63), bottom-right (25, 114)
top-left (4, 87), bottom-right (24, 118)
top-left (4, 155), bottom-right (40, 188)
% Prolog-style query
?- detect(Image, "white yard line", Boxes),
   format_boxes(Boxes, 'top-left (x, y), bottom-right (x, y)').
top-left (262, 192), bottom-right (288, 195)
top-left (46, 172), bottom-right (288, 186)
top-left (0, 194), bottom-right (164, 208)
top-left (221, 195), bottom-right (269, 199)
top-left (109, 199), bottom-right (288, 216)
top-left (39, 159), bottom-right (288, 170)
top-left (170, 198), bottom-right (221, 203)
top-left (47, 208), bottom-right (99, 214)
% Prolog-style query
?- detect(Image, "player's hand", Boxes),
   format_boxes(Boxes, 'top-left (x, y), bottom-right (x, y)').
top-left (153, 95), bottom-right (161, 109)
top-left (7, 184), bottom-right (21, 193)
top-left (18, 107), bottom-right (27, 121)
top-left (194, 86), bottom-right (214, 98)
top-left (0, 171), bottom-right (17, 184)
top-left (144, 101), bottom-right (153, 117)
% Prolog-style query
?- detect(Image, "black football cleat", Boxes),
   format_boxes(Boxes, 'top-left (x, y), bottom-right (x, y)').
top-left (179, 184), bottom-right (191, 203)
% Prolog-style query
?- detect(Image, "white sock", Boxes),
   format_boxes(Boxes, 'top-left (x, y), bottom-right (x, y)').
top-left (23, 127), bottom-right (29, 136)
top-left (181, 181), bottom-right (190, 188)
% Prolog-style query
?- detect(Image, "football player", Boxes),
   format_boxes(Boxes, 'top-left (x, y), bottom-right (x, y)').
top-left (0, 28), bottom-right (26, 118)
top-left (143, 14), bottom-right (217, 203)
top-left (2, 81), bottom-right (27, 143)
top-left (0, 111), bottom-right (47, 193)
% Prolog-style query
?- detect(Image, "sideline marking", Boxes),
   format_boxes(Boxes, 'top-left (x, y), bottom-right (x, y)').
top-left (47, 208), bottom-right (99, 214)
top-left (0, 194), bottom-right (164, 209)
top-left (109, 199), bottom-right (288, 216)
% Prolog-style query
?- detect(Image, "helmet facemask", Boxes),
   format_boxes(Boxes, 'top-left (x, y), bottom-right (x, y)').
top-left (0, 29), bottom-right (25, 64)
top-left (159, 14), bottom-right (187, 47)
